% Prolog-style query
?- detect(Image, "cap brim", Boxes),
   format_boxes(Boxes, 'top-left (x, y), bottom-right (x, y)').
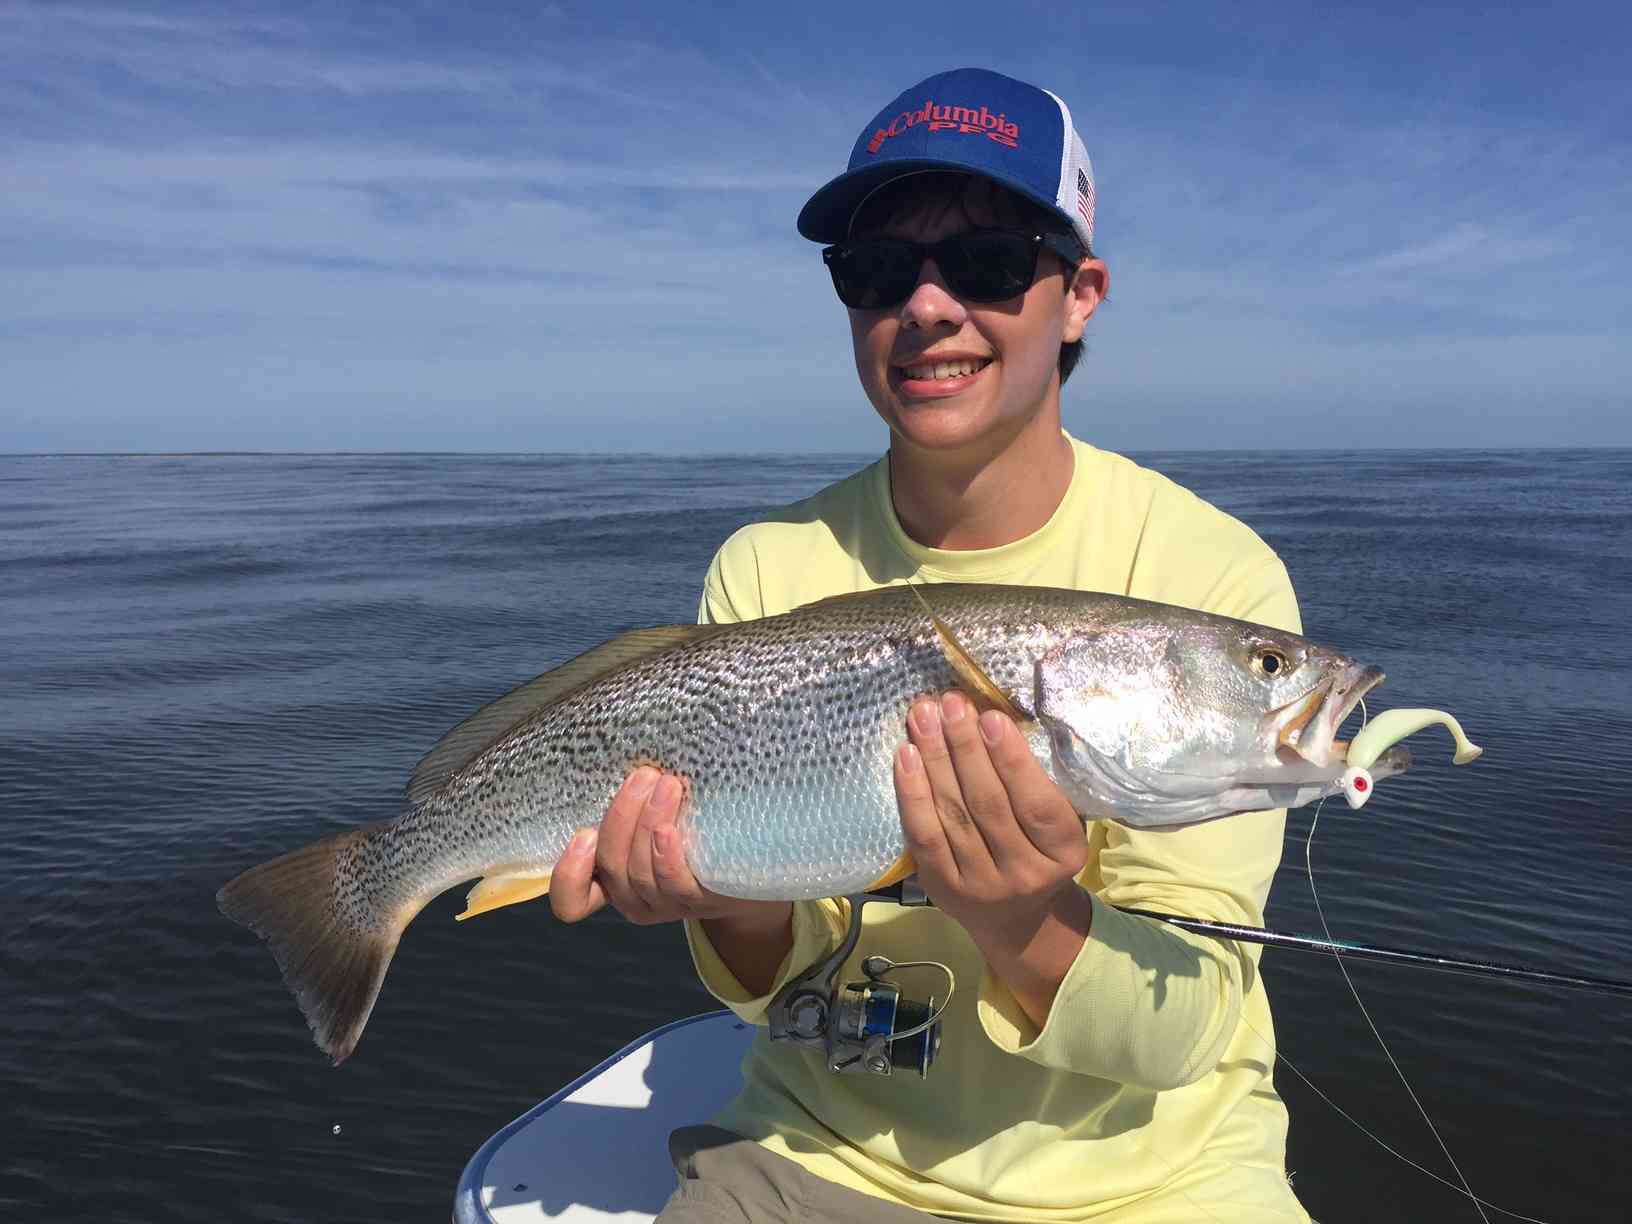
top-left (797, 160), bottom-right (1072, 244)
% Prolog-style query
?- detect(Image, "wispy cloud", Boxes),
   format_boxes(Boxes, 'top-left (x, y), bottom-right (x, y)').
top-left (5, 143), bottom-right (816, 193)
top-left (1340, 223), bottom-right (1569, 277)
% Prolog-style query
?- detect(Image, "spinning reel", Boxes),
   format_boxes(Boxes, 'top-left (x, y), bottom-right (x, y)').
top-left (766, 879), bottom-right (953, 1078)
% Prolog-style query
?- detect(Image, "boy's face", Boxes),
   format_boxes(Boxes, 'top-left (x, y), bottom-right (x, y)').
top-left (845, 198), bottom-right (1104, 461)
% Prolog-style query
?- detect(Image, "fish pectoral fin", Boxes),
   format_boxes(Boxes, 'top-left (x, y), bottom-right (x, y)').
top-left (907, 584), bottom-right (1035, 726)
top-left (864, 852), bottom-right (917, 892)
top-left (455, 869), bottom-right (555, 922)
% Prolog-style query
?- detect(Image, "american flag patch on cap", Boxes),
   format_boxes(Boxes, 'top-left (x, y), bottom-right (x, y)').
top-left (1076, 168), bottom-right (1095, 235)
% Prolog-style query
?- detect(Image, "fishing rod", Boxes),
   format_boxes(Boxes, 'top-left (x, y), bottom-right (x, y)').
top-left (862, 883), bottom-right (1632, 998)
top-left (1113, 906), bottom-right (1632, 998)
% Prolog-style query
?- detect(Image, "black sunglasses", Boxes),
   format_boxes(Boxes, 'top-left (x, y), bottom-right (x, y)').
top-left (821, 229), bottom-right (1083, 310)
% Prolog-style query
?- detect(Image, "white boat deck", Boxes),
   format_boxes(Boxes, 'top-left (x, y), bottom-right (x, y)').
top-left (454, 1011), bottom-right (755, 1224)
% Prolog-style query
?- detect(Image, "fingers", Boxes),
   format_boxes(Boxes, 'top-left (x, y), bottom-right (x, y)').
top-left (549, 827), bottom-right (608, 923)
top-left (895, 738), bottom-right (960, 885)
top-left (898, 692), bottom-right (1090, 938)
top-left (623, 776), bottom-right (675, 900)
top-left (899, 692), bottom-right (1086, 890)
top-left (594, 767), bottom-right (658, 916)
top-left (587, 767), bottom-right (702, 925)
top-left (625, 775), bottom-right (685, 909)
top-left (975, 708), bottom-right (1089, 862)
top-left (651, 822), bottom-right (709, 910)
top-left (907, 693), bottom-right (1021, 875)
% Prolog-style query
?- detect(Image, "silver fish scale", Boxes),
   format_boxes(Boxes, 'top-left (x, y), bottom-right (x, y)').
top-left (368, 585), bottom-right (1172, 904)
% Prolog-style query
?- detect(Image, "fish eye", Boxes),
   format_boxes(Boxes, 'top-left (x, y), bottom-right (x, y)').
top-left (1250, 647), bottom-right (1291, 678)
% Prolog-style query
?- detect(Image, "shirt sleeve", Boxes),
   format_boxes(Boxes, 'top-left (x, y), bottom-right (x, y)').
top-left (683, 533), bottom-right (849, 1024)
top-left (975, 554), bottom-right (1302, 1089)
top-left (696, 528), bottom-right (766, 626)
top-left (683, 898), bottom-right (853, 1025)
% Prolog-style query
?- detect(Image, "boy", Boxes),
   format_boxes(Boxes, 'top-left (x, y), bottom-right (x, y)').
top-left (550, 68), bottom-right (1310, 1223)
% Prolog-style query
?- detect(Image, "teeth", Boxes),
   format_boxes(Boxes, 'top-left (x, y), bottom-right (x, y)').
top-left (905, 358), bottom-right (988, 380)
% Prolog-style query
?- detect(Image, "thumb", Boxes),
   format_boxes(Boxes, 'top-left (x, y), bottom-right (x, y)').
top-left (549, 828), bottom-right (608, 923)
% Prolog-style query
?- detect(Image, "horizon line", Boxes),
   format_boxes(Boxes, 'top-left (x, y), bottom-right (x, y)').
top-left (5, 444), bottom-right (1630, 459)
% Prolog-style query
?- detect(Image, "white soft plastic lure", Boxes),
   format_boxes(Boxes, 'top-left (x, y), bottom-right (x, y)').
top-left (1336, 708), bottom-right (1483, 808)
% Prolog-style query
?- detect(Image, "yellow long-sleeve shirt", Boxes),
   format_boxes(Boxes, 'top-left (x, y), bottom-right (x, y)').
top-left (682, 436), bottom-right (1311, 1222)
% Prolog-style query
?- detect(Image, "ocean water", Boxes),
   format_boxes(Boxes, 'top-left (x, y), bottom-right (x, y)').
top-left (2, 450), bottom-right (1628, 1223)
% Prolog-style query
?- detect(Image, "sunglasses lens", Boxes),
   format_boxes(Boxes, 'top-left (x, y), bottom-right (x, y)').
top-left (824, 232), bottom-right (1042, 308)
top-left (827, 241), bottom-right (920, 309)
top-left (937, 232), bottom-right (1037, 301)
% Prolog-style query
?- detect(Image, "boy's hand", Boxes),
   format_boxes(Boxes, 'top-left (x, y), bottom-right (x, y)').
top-left (550, 767), bottom-right (773, 927)
top-left (894, 691), bottom-right (1093, 1021)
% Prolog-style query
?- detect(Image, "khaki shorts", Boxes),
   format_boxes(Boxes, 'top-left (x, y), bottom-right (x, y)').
top-left (655, 1125), bottom-right (1313, 1224)
top-left (655, 1125), bottom-right (940, 1224)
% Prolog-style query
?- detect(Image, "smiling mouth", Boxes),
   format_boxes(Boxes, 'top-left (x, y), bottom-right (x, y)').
top-left (898, 357), bottom-right (992, 382)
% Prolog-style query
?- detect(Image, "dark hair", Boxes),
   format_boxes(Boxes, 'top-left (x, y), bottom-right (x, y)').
top-left (847, 171), bottom-right (1095, 385)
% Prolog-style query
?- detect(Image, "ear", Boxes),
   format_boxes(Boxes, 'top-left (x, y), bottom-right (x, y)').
top-left (1061, 258), bottom-right (1109, 344)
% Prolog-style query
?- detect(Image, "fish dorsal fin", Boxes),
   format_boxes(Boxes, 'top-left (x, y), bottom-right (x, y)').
top-left (406, 625), bottom-right (722, 805)
top-left (905, 583), bottom-right (1035, 726)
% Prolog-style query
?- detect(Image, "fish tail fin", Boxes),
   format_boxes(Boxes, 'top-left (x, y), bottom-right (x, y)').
top-left (217, 821), bottom-right (424, 1065)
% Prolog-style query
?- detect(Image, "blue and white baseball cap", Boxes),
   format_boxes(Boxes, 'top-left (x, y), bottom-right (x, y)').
top-left (798, 67), bottom-right (1097, 254)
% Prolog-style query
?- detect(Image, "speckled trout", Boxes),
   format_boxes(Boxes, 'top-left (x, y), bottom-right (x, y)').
top-left (218, 583), bottom-right (1412, 1063)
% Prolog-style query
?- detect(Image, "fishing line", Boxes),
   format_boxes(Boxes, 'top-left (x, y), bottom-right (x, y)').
top-left (1236, 1013), bottom-right (1551, 1224)
top-left (1131, 940), bottom-right (1556, 1222)
top-left (1064, 699), bottom-right (1550, 1220)
top-left (1133, 689), bottom-right (1554, 1222)
top-left (1302, 793), bottom-right (1494, 1224)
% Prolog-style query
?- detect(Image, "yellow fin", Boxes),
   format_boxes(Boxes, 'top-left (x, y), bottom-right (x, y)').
top-left (907, 583), bottom-right (1034, 726)
top-left (455, 870), bottom-right (554, 922)
top-left (864, 852), bottom-right (917, 892)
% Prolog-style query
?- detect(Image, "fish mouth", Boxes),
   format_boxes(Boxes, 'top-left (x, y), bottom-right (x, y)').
top-left (1277, 663), bottom-right (1386, 769)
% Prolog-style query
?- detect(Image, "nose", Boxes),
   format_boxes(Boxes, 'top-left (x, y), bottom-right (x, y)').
top-left (899, 258), bottom-right (969, 331)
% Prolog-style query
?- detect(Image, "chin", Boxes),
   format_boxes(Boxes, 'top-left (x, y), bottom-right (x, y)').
top-left (873, 387), bottom-right (978, 437)
top-left (882, 406), bottom-right (987, 451)
top-left (893, 401), bottom-right (1043, 458)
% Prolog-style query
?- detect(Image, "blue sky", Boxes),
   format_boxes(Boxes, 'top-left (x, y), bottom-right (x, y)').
top-left (4, 0), bottom-right (1628, 452)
